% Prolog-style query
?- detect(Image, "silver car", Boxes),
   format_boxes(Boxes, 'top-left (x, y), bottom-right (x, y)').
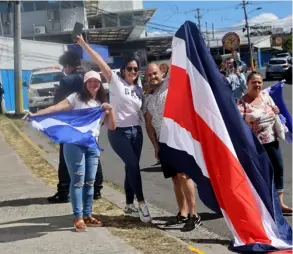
top-left (25, 67), bottom-right (65, 113)
top-left (266, 57), bottom-right (292, 80)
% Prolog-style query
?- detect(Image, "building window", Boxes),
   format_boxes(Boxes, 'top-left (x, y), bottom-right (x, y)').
top-left (35, 1), bottom-right (47, 11)
top-left (72, 1), bottom-right (84, 8)
top-left (60, 1), bottom-right (72, 9)
top-left (0, 3), bottom-right (8, 13)
top-left (133, 11), bottom-right (144, 26)
top-left (119, 13), bottom-right (133, 27)
top-left (89, 16), bottom-right (102, 29)
top-left (22, 1), bottom-right (35, 12)
top-left (48, 1), bottom-right (59, 10)
top-left (104, 14), bottom-right (118, 28)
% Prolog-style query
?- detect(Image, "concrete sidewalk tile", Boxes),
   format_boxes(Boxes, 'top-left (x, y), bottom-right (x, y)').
top-left (0, 132), bottom-right (141, 254)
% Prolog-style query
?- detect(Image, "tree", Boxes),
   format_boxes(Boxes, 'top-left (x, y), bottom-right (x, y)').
top-left (284, 34), bottom-right (292, 53)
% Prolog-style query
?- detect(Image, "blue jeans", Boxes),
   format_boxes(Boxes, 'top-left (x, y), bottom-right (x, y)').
top-left (63, 143), bottom-right (99, 218)
top-left (108, 126), bottom-right (144, 204)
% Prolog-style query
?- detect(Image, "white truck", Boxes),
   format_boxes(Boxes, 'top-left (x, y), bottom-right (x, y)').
top-left (25, 66), bottom-right (65, 113)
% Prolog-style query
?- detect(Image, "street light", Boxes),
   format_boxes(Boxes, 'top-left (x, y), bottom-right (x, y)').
top-left (247, 7), bottom-right (262, 15)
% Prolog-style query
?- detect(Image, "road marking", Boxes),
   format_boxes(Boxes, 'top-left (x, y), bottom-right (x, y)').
top-left (187, 246), bottom-right (205, 254)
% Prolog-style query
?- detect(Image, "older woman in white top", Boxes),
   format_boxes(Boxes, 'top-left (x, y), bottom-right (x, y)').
top-left (76, 35), bottom-right (151, 223)
top-left (237, 71), bottom-right (292, 214)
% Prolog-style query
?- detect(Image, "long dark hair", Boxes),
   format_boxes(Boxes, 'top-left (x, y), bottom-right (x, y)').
top-left (78, 81), bottom-right (107, 104)
top-left (120, 57), bottom-right (140, 84)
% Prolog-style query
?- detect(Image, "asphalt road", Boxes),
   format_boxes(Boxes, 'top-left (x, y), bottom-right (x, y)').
top-left (99, 75), bottom-right (292, 239)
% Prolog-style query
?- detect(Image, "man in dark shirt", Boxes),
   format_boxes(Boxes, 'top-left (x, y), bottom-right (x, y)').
top-left (0, 82), bottom-right (4, 115)
top-left (48, 51), bottom-right (104, 203)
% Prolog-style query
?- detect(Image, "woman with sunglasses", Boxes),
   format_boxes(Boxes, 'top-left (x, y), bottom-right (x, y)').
top-left (76, 35), bottom-right (151, 223)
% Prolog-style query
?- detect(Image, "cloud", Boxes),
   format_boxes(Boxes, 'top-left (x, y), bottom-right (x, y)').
top-left (140, 12), bottom-right (292, 40)
top-left (233, 13), bottom-right (292, 29)
top-left (213, 13), bottom-right (292, 39)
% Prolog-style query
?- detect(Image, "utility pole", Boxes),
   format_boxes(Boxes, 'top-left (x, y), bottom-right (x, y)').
top-left (212, 23), bottom-right (215, 39)
top-left (14, 0), bottom-right (23, 114)
top-left (242, 0), bottom-right (254, 70)
top-left (205, 22), bottom-right (210, 48)
top-left (195, 8), bottom-right (201, 32)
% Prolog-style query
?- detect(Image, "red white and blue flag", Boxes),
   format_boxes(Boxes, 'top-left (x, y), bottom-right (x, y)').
top-left (159, 21), bottom-right (292, 253)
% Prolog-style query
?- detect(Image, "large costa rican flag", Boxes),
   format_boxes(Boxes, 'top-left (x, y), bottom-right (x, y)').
top-left (159, 21), bottom-right (292, 253)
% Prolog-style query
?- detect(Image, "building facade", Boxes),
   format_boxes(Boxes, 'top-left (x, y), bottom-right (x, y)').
top-left (0, 1), bottom-right (170, 68)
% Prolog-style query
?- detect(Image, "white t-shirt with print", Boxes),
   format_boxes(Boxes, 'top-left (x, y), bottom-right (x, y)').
top-left (109, 71), bottom-right (143, 127)
top-left (66, 92), bottom-right (103, 137)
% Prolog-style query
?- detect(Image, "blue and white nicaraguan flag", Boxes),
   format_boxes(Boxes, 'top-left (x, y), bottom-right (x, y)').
top-left (264, 80), bottom-right (292, 143)
top-left (29, 107), bottom-right (105, 150)
top-left (160, 21), bottom-right (292, 253)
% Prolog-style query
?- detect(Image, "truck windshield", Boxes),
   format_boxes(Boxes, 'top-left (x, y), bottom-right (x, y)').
top-left (30, 72), bottom-right (64, 85)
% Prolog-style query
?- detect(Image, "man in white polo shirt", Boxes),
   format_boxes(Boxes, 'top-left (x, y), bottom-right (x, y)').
top-left (144, 63), bottom-right (201, 232)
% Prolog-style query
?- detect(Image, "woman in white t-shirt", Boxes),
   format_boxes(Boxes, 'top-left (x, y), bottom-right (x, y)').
top-left (28, 71), bottom-right (116, 231)
top-left (76, 35), bottom-right (151, 223)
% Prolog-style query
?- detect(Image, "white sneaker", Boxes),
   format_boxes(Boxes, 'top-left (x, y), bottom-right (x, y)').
top-left (124, 204), bottom-right (139, 216)
top-left (138, 203), bottom-right (152, 223)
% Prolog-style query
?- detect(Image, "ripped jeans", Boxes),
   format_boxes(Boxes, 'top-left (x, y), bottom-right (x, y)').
top-left (63, 143), bottom-right (99, 218)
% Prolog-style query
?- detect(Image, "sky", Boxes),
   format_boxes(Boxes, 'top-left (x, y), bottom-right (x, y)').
top-left (143, 1), bottom-right (292, 38)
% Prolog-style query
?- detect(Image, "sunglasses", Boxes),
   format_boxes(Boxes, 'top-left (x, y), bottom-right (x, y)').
top-left (126, 67), bottom-right (138, 73)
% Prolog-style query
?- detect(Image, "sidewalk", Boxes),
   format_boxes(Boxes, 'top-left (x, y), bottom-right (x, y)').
top-left (0, 118), bottom-right (233, 254)
top-left (0, 132), bottom-right (141, 254)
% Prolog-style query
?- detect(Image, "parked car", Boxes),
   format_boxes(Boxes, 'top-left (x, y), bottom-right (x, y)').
top-left (266, 57), bottom-right (292, 80)
top-left (283, 65), bottom-right (292, 84)
top-left (24, 66), bottom-right (64, 113)
top-left (274, 52), bottom-right (292, 59)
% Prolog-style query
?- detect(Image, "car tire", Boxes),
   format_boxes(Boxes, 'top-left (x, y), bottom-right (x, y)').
top-left (29, 107), bottom-right (38, 113)
top-left (266, 73), bottom-right (271, 81)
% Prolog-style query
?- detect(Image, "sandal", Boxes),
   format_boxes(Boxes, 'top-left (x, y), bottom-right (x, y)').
top-left (83, 216), bottom-right (103, 227)
top-left (282, 206), bottom-right (293, 214)
top-left (73, 218), bottom-right (87, 232)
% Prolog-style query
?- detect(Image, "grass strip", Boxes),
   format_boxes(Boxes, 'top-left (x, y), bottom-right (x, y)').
top-left (0, 116), bottom-right (193, 254)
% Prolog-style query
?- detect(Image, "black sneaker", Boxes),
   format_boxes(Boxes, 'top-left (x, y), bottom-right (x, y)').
top-left (93, 192), bottom-right (101, 200)
top-left (181, 214), bottom-right (201, 232)
top-left (165, 212), bottom-right (189, 226)
top-left (47, 192), bottom-right (69, 204)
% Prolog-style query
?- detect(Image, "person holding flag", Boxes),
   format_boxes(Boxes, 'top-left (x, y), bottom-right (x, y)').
top-left (160, 21), bottom-right (291, 253)
top-left (26, 70), bottom-right (116, 232)
top-left (144, 63), bottom-right (201, 231)
top-left (237, 71), bottom-right (292, 214)
top-left (76, 35), bottom-right (152, 223)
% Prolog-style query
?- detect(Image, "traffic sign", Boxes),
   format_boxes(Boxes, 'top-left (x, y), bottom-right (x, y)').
top-left (222, 32), bottom-right (241, 51)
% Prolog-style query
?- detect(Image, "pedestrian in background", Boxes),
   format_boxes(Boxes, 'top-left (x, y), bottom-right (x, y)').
top-left (237, 71), bottom-right (292, 214)
top-left (225, 57), bottom-right (247, 101)
top-left (76, 35), bottom-right (152, 223)
top-left (160, 63), bottom-right (169, 78)
top-left (0, 81), bottom-right (4, 115)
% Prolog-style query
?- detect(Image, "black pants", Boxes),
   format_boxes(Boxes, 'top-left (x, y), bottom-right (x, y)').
top-left (263, 140), bottom-right (284, 193)
top-left (57, 144), bottom-right (103, 196)
top-left (0, 95), bottom-right (3, 114)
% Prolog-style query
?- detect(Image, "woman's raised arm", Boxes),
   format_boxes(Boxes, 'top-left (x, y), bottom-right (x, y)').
top-left (76, 35), bottom-right (112, 83)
